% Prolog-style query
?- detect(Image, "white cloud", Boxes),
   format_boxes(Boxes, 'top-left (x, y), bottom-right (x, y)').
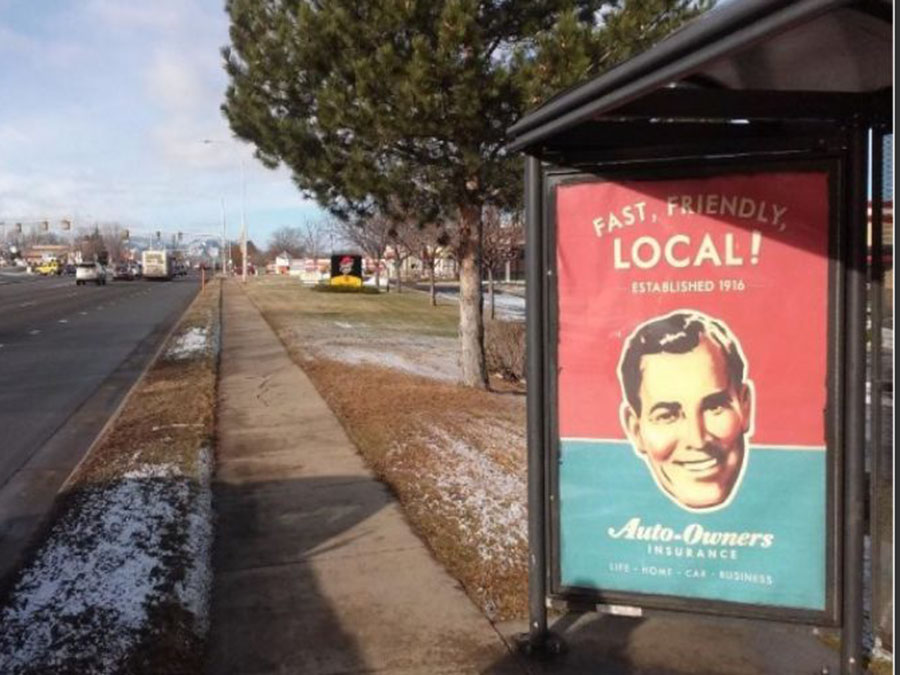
top-left (0, 22), bottom-right (87, 68)
top-left (0, 170), bottom-right (96, 219)
top-left (146, 50), bottom-right (208, 114)
top-left (85, 0), bottom-right (185, 32)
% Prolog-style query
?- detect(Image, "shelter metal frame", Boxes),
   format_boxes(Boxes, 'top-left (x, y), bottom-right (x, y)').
top-left (512, 1), bottom-right (892, 673)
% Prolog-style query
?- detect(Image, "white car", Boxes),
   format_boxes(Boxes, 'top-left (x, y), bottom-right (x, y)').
top-left (75, 262), bottom-right (107, 286)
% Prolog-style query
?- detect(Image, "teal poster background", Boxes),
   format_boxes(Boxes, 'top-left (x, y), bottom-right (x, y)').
top-left (559, 440), bottom-right (826, 609)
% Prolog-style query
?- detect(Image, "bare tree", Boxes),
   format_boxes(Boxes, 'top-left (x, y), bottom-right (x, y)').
top-left (75, 226), bottom-right (108, 263)
top-left (300, 217), bottom-right (335, 267)
top-left (21, 222), bottom-right (62, 247)
top-left (267, 226), bottom-right (306, 258)
top-left (482, 207), bottom-right (524, 320)
top-left (386, 218), bottom-right (420, 294)
top-left (403, 223), bottom-right (450, 306)
top-left (101, 224), bottom-right (128, 263)
top-left (228, 239), bottom-right (261, 268)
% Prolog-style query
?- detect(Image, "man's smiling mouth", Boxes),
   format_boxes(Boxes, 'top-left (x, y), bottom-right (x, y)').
top-left (674, 456), bottom-right (720, 473)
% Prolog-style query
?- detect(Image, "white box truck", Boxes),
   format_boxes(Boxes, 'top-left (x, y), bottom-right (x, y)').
top-left (142, 249), bottom-right (173, 280)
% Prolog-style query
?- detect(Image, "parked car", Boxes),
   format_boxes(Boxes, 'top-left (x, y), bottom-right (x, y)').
top-left (63, 263), bottom-right (77, 275)
top-left (75, 262), bottom-right (107, 286)
top-left (113, 264), bottom-right (135, 281)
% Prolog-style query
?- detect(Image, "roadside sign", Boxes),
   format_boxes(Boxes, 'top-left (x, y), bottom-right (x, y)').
top-left (330, 254), bottom-right (363, 288)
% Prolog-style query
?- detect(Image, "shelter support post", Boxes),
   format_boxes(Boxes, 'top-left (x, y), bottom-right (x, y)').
top-left (517, 155), bottom-right (564, 659)
top-left (868, 125), bottom-right (891, 655)
top-left (841, 121), bottom-right (868, 675)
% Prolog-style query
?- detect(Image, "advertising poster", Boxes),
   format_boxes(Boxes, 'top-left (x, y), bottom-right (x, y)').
top-left (555, 169), bottom-right (831, 612)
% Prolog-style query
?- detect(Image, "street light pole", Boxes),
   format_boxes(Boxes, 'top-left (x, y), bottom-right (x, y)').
top-left (220, 197), bottom-right (227, 278)
top-left (241, 158), bottom-right (247, 283)
top-left (201, 138), bottom-right (249, 282)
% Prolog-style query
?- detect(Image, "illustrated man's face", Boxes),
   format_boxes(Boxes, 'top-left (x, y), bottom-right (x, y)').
top-left (623, 335), bottom-right (752, 510)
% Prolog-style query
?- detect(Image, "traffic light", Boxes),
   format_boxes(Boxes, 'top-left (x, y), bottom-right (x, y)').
top-left (41, 220), bottom-right (49, 232)
top-left (15, 223), bottom-right (22, 233)
top-left (156, 230), bottom-right (161, 241)
top-left (61, 219), bottom-right (71, 231)
top-left (177, 231), bottom-right (183, 242)
top-left (122, 229), bottom-right (130, 240)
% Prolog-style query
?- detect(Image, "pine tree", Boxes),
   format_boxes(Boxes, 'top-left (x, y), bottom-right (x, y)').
top-left (222, 0), bottom-right (711, 387)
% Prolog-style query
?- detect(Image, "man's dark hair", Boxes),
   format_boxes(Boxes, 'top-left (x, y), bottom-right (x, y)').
top-left (619, 311), bottom-right (746, 415)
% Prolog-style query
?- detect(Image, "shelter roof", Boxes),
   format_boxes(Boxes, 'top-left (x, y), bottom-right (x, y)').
top-left (507, 0), bottom-right (892, 155)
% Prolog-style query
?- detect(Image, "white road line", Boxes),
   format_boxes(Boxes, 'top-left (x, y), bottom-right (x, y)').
top-left (59, 319), bottom-right (69, 324)
top-left (79, 311), bottom-right (88, 315)
top-left (19, 301), bottom-right (36, 308)
top-left (28, 329), bottom-right (41, 336)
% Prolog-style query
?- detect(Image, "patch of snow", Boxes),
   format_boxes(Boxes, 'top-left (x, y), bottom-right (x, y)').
top-left (324, 344), bottom-right (460, 382)
top-left (124, 463), bottom-right (178, 479)
top-left (363, 275), bottom-right (389, 287)
top-left (151, 423), bottom-right (205, 432)
top-left (0, 477), bottom-right (177, 671)
top-left (486, 293), bottom-right (526, 322)
top-left (436, 290), bottom-right (526, 322)
top-left (391, 428), bottom-right (527, 572)
top-left (165, 326), bottom-right (209, 360)
top-left (175, 447), bottom-right (213, 634)
top-left (0, 452), bottom-right (214, 673)
top-left (334, 321), bottom-right (354, 329)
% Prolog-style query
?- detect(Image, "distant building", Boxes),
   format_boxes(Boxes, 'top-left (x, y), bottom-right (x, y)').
top-left (23, 244), bottom-right (72, 265)
top-left (274, 251), bottom-right (291, 274)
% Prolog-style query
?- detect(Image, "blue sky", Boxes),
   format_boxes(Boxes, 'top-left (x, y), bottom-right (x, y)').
top-left (0, 0), bottom-right (324, 248)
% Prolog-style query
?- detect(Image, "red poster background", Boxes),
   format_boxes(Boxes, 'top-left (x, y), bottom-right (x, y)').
top-left (556, 170), bottom-right (829, 446)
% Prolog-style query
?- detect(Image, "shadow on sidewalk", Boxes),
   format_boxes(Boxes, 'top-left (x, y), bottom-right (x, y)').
top-left (486, 610), bottom-right (842, 675)
top-left (205, 474), bottom-right (387, 674)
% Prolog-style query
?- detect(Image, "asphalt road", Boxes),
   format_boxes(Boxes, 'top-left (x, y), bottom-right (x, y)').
top-left (0, 272), bottom-right (199, 581)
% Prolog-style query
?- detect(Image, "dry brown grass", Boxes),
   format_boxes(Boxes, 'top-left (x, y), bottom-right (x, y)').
top-left (244, 277), bottom-right (529, 620)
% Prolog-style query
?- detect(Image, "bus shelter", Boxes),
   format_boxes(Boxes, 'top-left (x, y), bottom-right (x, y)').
top-left (506, 1), bottom-right (892, 673)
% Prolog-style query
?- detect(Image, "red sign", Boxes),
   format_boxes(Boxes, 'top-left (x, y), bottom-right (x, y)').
top-left (557, 170), bottom-right (829, 447)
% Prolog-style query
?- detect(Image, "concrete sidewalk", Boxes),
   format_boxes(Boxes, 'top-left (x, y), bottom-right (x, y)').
top-left (206, 282), bottom-right (522, 674)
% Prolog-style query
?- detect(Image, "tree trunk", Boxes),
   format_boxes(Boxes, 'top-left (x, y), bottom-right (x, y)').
top-left (429, 262), bottom-right (436, 307)
top-left (457, 205), bottom-right (487, 388)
